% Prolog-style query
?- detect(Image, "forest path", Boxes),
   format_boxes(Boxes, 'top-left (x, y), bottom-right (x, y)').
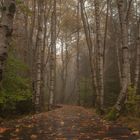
top-left (0, 105), bottom-right (140, 140)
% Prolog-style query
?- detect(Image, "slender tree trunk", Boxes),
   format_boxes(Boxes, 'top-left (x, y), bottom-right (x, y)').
top-left (0, 0), bottom-right (16, 85)
top-left (110, 2), bottom-right (122, 86)
top-left (61, 38), bottom-right (65, 103)
top-left (49, 0), bottom-right (56, 106)
top-left (115, 0), bottom-right (131, 111)
top-left (116, 39), bottom-right (122, 86)
top-left (29, 0), bottom-right (36, 75)
top-left (94, 0), bottom-right (104, 109)
top-left (76, 1), bottom-right (81, 105)
top-left (103, 0), bottom-right (109, 66)
top-left (30, 0), bottom-right (37, 105)
top-left (35, 0), bottom-right (44, 112)
top-left (134, 18), bottom-right (140, 93)
top-left (40, 0), bottom-right (51, 111)
top-left (60, 35), bottom-right (69, 103)
top-left (23, 0), bottom-right (29, 65)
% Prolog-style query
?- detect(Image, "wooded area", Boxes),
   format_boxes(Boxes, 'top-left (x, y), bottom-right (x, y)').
top-left (0, 0), bottom-right (140, 139)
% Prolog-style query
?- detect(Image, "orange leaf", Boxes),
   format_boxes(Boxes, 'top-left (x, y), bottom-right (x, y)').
top-left (0, 127), bottom-right (9, 133)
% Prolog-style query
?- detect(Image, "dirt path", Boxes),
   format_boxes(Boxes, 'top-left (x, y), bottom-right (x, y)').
top-left (0, 105), bottom-right (140, 140)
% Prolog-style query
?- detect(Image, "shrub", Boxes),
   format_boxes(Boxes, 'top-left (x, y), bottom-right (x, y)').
top-left (0, 51), bottom-right (33, 117)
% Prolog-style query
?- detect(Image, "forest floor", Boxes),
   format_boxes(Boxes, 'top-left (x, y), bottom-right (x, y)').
top-left (0, 105), bottom-right (140, 140)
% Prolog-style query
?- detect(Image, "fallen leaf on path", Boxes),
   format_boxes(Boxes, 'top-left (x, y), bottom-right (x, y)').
top-left (15, 128), bottom-right (20, 133)
top-left (60, 121), bottom-right (64, 126)
top-left (72, 125), bottom-right (75, 128)
top-left (131, 131), bottom-right (139, 135)
top-left (30, 134), bottom-right (37, 139)
top-left (26, 124), bottom-right (33, 128)
top-left (0, 127), bottom-right (9, 133)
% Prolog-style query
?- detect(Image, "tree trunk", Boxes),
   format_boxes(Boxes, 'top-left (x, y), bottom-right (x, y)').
top-left (115, 0), bottom-right (131, 111)
top-left (134, 18), bottom-right (140, 93)
top-left (49, 0), bottom-right (56, 106)
top-left (76, 1), bottom-right (81, 105)
top-left (35, 0), bottom-right (44, 112)
top-left (80, 0), bottom-right (99, 106)
top-left (94, 0), bottom-right (104, 109)
top-left (0, 0), bottom-right (16, 84)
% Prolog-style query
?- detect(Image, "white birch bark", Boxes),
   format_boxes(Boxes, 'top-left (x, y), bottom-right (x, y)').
top-left (35, 0), bottom-right (44, 111)
top-left (115, 0), bottom-right (131, 111)
top-left (94, 0), bottom-right (104, 108)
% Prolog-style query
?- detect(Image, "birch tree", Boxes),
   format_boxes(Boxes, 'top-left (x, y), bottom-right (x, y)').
top-left (49, 0), bottom-right (56, 106)
top-left (115, 0), bottom-right (132, 111)
top-left (80, 0), bottom-right (98, 106)
top-left (94, 0), bottom-right (104, 109)
top-left (34, 0), bottom-right (44, 112)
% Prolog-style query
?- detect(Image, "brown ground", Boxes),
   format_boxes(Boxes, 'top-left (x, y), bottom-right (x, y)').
top-left (0, 105), bottom-right (140, 140)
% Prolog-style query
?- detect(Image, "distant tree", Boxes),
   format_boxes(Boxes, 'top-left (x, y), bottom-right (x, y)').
top-left (49, 0), bottom-right (57, 107)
